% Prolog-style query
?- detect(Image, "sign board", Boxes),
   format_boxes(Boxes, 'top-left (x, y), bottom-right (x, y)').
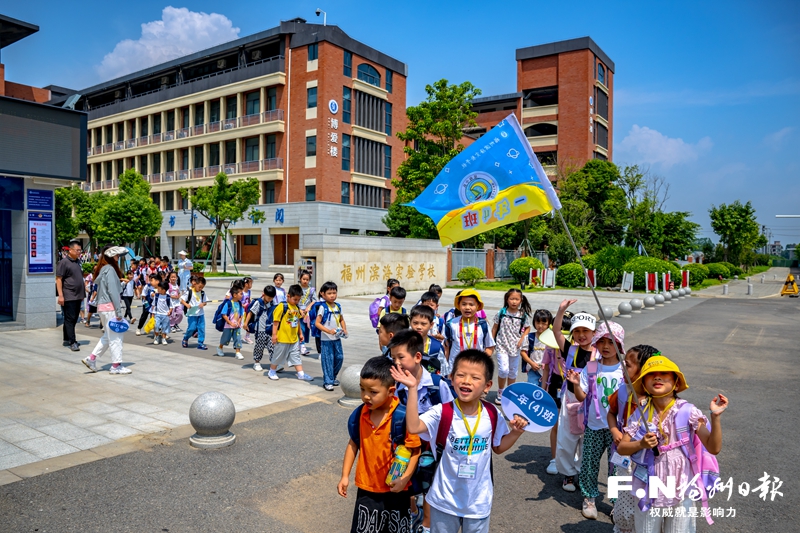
top-left (28, 211), bottom-right (53, 273)
top-left (621, 271), bottom-right (634, 292)
top-left (543, 268), bottom-right (557, 288)
top-left (27, 189), bottom-right (54, 211)
top-left (500, 382), bottom-right (558, 433)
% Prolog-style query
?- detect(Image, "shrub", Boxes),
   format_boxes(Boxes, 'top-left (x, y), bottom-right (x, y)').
top-left (622, 256), bottom-right (683, 290)
top-left (585, 246), bottom-right (638, 287)
top-left (456, 267), bottom-right (485, 286)
top-left (556, 263), bottom-right (584, 288)
top-left (81, 262), bottom-right (95, 275)
top-left (508, 256), bottom-right (545, 285)
top-left (717, 261), bottom-right (742, 277)
top-left (192, 262), bottom-right (205, 273)
top-left (706, 263), bottom-right (730, 279)
top-left (682, 263), bottom-right (709, 286)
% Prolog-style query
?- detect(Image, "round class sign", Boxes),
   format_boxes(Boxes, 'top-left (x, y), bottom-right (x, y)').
top-left (500, 382), bottom-right (558, 433)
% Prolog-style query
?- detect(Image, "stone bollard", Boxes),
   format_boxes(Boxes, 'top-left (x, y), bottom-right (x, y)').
top-left (677, 289), bottom-right (686, 299)
top-left (662, 291), bottom-right (672, 304)
top-left (670, 290), bottom-right (680, 300)
top-left (630, 298), bottom-right (643, 313)
top-left (747, 284), bottom-right (753, 295)
top-left (617, 301), bottom-right (632, 318)
top-left (684, 287), bottom-right (692, 296)
top-left (654, 294), bottom-right (665, 306)
top-left (339, 364), bottom-right (364, 407)
top-left (599, 305), bottom-right (615, 320)
top-left (189, 391), bottom-right (236, 449)
top-left (774, 274), bottom-right (777, 281)
top-left (643, 296), bottom-right (656, 310)
top-left (723, 285), bottom-right (729, 295)
top-left (761, 275), bottom-right (765, 284)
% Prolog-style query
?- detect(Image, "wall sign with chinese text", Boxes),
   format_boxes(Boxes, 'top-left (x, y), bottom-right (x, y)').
top-left (27, 189), bottom-right (54, 211)
top-left (28, 211), bottom-right (54, 274)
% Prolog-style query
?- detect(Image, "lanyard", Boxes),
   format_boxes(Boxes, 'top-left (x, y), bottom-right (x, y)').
top-left (646, 398), bottom-right (676, 443)
top-left (459, 319), bottom-right (476, 351)
top-left (425, 337), bottom-right (431, 354)
top-left (327, 303), bottom-right (340, 327)
top-left (454, 399), bottom-right (482, 457)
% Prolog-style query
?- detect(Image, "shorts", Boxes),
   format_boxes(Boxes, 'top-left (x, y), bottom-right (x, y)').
top-left (271, 342), bottom-right (302, 368)
top-left (154, 314), bottom-right (170, 334)
top-left (88, 304), bottom-right (97, 313)
top-left (350, 488), bottom-right (412, 533)
top-left (547, 375), bottom-right (563, 409)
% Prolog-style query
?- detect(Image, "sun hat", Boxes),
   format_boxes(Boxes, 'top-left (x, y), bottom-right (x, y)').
top-left (538, 327), bottom-right (560, 349)
top-left (178, 250), bottom-right (188, 256)
top-left (592, 321), bottom-right (625, 352)
top-left (632, 355), bottom-right (688, 396)
top-left (104, 246), bottom-right (128, 258)
top-left (570, 312), bottom-right (596, 332)
top-left (454, 288), bottom-right (484, 311)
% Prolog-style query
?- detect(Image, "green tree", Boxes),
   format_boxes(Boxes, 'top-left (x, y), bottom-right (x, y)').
top-left (708, 200), bottom-right (761, 264)
top-left (181, 173), bottom-right (265, 272)
top-left (384, 79), bottom-right (481, 240)
top-left (72, 187), bottom-right (109, 252)
top-left (94, 169), bottom-right (162, 248)
top-left (54, 187), bottom-right (79, 246)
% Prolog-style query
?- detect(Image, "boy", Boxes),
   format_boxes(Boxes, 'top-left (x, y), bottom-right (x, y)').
top-left (377, 285), bottom-right (408, 346)
top-left (268, 284), bottom-right (313, 381)
top-left (216, 286), bottom-right (244, 359)
top-left (338, 356), bottom-right (421, 533)
top-left (151, 280), bottom-right (172, 345)
top-left (136, 274), bottom-right (160, 335)
top-left (181, 276), bottom-right (209, 350)
top-left (443, 289), bottom-right (495, 377)
top-left (246, 285), bottom-right (277, 372)
top-left (551, 299), bottom-right (597, 493)
top-left (378, 313), bottom-right (410, 357)
top-left (370, 278), bottom-right (400, 328)
top-left (409, 305), bottom-right (445, 375)
top-left (420, 291), bottom-right (445, 342)
top-left (391, 350), bottom-right (528, 532)
top-left (314, 281), bottom-right (348, 391)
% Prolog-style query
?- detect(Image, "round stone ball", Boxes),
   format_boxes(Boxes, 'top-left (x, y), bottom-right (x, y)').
top-left (629, 298), bottom-right (643, 312)
top-left (654, 294), bottom-right (665, 305)
top-left (678, 288), bottom-right (686, 297)
top-left (339, 364), bottom-right (364, 400)
top-left (662, 291), bottom-right (672, 301)
top-left (618, 301), bottom-right (632, 316)
top-left (643, 296), bottom-right (656, 308)
top-left (189, 391), bottom-right (236, 437)
top-left (670, 290), bottom-right (680, 299)
top-left (599, 305), bottom-right (615, 320)
top-left (684, 287), bottom-right (692, 295)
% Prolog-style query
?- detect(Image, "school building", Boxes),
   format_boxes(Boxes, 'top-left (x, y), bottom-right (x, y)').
top-left (48, 18), bottom-right (407, 266)
top-left (468, 37), bottom-right (614, 179)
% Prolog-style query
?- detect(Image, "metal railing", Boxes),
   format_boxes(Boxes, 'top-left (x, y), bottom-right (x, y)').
top-left (150, 132), bottom-right (162, 144)
top-left (102, 143), bottom-right (112, 153)
top-left (114, 141), bottom-right (124, 151)
top-left (178, 170), bottom-right (190, 180)
top-left (193, 125), bottom-right (205, 136)
top-left (451, 249), bottom-right (487, 280)
top-left (261, 157), bottom-right (283, 170)
top-left (177, 128), bottom-right (190, 139)
top-left (262, 109), bottom-right (284, 122)
top-left (239, 160), bottom-right (259, 173)
top-left (207, 121), bottom-right (221, 133)
top-left (164, 131), bottom-right (176, 141)
top-left (191, 168), bottom-right (204, 179)
top-left (150, 173), bottom-right (162, 184)
top-left (239, 113), bottom-right (261, 127)
top-left (125, 139), bottom-right (136, 149)
top-left (138, 136), bottom-right (149, 146)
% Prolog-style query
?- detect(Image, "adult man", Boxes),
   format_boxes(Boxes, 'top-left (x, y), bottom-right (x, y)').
top-left (177, 250), bottom-right (193, 291)
top-left (56, 240), bottom-right (86, 351)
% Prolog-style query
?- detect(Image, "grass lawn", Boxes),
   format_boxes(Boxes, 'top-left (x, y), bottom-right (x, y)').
top-left (197, 271), bottom-right (241, 277)
top-left (447, 281), bottom-right (552, 292)
top-left (746, 265), bottom-right (771, 276)
top-left (692, 278), bottom-right (725, 290)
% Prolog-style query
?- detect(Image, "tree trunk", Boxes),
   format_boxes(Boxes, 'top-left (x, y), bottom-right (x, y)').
top-left (209, 227), bottom-right (222, 273)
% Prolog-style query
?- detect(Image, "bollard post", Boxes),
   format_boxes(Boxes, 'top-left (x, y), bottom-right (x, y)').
top-left (723, 285), bottom-right (729, 295)
top-left (761, 275), bottom-right (765, 284)
top-left (747, 284), bottom-right (753, 295)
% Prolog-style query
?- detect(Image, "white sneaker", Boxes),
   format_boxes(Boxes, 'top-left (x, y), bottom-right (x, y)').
top-left (153, 338), bottom-right (160, 345)
top-left (110, 365), bottom-right (132, 375)
top-left (582, 498), bottom-right (597, 520)
top-left (215, 347), bottom-right (224, 357)
top-left (253, 363), bottom-right (263, 372)
top-left (235, 352), bottom-right (244, 360)
top-left (268, 371), bottom-right (279, 380)
top-left (546, 459), bottom-right (558, 475)
top-left (135, 329), bottom-right (142, 336)
top-left (297, 372), bottom-right (314, 381)
top-left (81, 356), bottom-right (97, 373)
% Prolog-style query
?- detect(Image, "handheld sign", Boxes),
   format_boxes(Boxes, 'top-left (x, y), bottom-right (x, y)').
top-left (500, 382), bottom-right (558, 433)
top-left (107, 318), bottom-right (129, 333)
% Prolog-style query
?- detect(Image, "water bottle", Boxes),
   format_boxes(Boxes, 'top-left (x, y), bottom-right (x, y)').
top-left (335, 327), bottom-right (348, 339)
top-left (385, 445), bottom-right (411, 485)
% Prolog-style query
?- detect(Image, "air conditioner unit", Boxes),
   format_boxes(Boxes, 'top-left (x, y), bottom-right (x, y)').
top-left (217, 59), bottom-right (227, 69)
top-left (251, 50), bottom-right (262, 60)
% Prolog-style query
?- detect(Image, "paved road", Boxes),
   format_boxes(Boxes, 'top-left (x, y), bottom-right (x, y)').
top-left (1, 288), bottom-right (796, 532)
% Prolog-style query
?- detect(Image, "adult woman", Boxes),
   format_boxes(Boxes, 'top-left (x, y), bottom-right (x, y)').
top-left (177, 250), bottom-right (193, 292)
top-left (81, 245), bottom-right (132, 375)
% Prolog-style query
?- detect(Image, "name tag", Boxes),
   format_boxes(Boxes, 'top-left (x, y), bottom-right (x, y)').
top-left (633, 464), bottom-right (649, 483)
top-left (458, 463), bottom-right (477, 479)
top-left (610, 451), bottom-right (631, 469)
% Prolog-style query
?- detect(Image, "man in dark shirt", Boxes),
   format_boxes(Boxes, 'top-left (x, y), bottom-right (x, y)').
top-left (56, 241), bottom-right (86, 351)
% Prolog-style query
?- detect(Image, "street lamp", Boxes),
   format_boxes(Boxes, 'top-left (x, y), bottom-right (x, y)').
top-left (183, 205), bottom-right (196, 259)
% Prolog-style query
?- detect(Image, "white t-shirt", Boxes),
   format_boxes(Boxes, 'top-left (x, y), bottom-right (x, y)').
top-left (395, 368), bottom-right (455, 413)
top-left (184, 288), bottom-right (208, 317)
top-left (445, 318), bottom-right (495, 368)
top-left (317, 301), bottom-right (343, 341)
top-left (579, 361), bottom-right (623, 431)
top-left (420, 402), bottom-right (510, 519)
top-left (151, 293), bottom-right (171, 316)
top-left (520, 334), bottom-right (546, 365)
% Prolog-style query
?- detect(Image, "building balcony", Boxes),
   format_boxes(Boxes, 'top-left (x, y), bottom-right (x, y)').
top-left (528, 134), bottom-right (558, 148)
top-left (522, 105), bottom-right (558, 119)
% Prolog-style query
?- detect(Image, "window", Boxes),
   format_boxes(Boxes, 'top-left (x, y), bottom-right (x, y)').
top-left (152, 153), bottom-right (161, 174)
top-left (595, 123), bottom-right (609, 149)
top-left (307, 87), bottom-right (317, 109)
top-left (355, 90), bottom-right (384, 132)
top-left (386, 70), bottom-right (393, 93)
top-left (308, 43), bottom-right (318, 61)
top-left (181, 107), bottom-right (189, 128)
top-left (383, 189), bottom-right (391, 209)
top-left (194, 103), bottom-right (204, 125)
top-left (341, 182), bottom-right (350, 204)
top-left (210, 100), bottom-right (221, 123)
top-left (164, 191), bottom-right (174, 211)
top-left (343, 87), bottom-right (352, 124)
top-left (166, 151), bottom-right (174, 172)
top-left (265, 134), bottom-right (277, 159)
top-left (181, 193), bottom-right (189, 210)
top-left (597, 63), bottom-right (606, 85)
top-left (353, 137), bottom-right (383, 176)
top-left (181, 149), bottom-right (189, 170)
top-left (385, 103), bottom-right (392, 136)
top-left (352, 183), bottom-right (388, 208)
top-left (129, 121), bottom-right (137, 139)
top-left (153, 115), bottom-right (162, 134)
top-left (595, 88), bottom-right (608, 120)
top-left (263, 181), bottom-right (275, 204)
top-left (140, 156), bottom-right (148, 176)
top-left (594, 151), bottom-right (608, 161)
top-left (194, 146), bottom-right (204, 168)
top-left (357, 64), bottom-right (381, 87)
top-left (226, 96), bottom-right (237, 119)
top-left (209, 144), bottom-right (220, 166)
top-left (342, 134), bottom-right (351, 171)
top-left (306, 135), bottom-right (317, 157)
top-left (266, 87), bottom-right (277, 111)
top-left (305, 185), bottom-right (316, 201)
top-left (244, 235), bottom-right (259, 246)
top-left (384, 145), bottom-right (392, 179)
top-left (166, 110), bottom-right (175, 131)
top-left (245, 138), bottom-right (259, 161)
top-left (524, 123), bottom-right (557, 137)
top-left (151, 192), bottom-right (160, 206)
top-left (536, 151), bottom-right (557, 166)
top-left (225, 140), bottom-right (236, 164)
top-left (141, 117), bottom-right (149, 136)
top-left (344, 51), bottom-right (352, 77)
top-left (523, 86), bottom-right (558, 108)
top-left (245, 92), bottom-right (259, 115)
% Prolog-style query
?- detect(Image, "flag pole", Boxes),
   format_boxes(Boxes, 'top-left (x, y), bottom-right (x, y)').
top-left (554, 209), bottom-right (652, 430)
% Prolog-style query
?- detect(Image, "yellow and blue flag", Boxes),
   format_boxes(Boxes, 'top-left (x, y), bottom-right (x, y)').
top-left (406, 114), bottom-right (561, 246)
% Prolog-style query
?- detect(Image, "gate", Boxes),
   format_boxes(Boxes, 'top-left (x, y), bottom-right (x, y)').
top-left (451, 248), bottom-right (487, 280)
top-left (493, 249), bottom-right (521, 279)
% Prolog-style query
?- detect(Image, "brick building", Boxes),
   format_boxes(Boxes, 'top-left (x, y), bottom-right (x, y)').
top-left (470, 37), bottom-right (614, 179)
top-left (49, 18), bottom-right (406, 266)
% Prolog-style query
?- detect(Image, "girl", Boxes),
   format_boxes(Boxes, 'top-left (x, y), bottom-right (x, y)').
top-left (491, 288), bottom-right (532, 405)
top-left (85, 273), bottom-right (97, 328)
top-left (521, 309), bottom-right (553, 385)
top-left (273, 273), bottom-right (286, 303)
top-left (241, 277), bottom-right (254, 344)
top-left (121, 271), bottom-right (136, 323)
top-left (297, 270), bottom-right (315, 355)
top-left (606, 344), bottom-right (659, 533)
top-left (617, 356), bottom-right (727, 533)
top-left (168, 271), bottom-right (184, 332)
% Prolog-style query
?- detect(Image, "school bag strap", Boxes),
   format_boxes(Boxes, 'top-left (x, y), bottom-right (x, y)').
top-left (435, 400), bottom-right (498, 456)
top-left (498, 307), bottom-right (526, 335)
top-left (347, 403), bottom-right (407, 451)
top-left (583, 360), bottom-right (603, 426)
top-left (672, 402), bottom-right (719, 526)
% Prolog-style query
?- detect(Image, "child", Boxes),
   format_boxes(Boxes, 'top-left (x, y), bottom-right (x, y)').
top-left (491, 288), bottom-right (532, 405)
top-left (158, 255), bottom-right (172, 275)
top-left (85, 274), bottom-right (97, 327)
top-left (387, 329), bottom-right (453, 533)
top-left (135, 274), bottom-right (160, 335)
top-left (552, 300), bottom-right (596, 492)
top-left (391, 349), bottom-right (528, 532)
top-left (369, 278), bottom-right (401, 329)
top-left (420, 291), bottom-right (445, 342)
top-left (240, 277), bottom-right (254, 344)
top-left (521, 309), bottom-right (553, 385)
top-left (245, 285), bottom-right (276, 372)
top-left (337, 357), bottom-right (421, 533)
top-left (273, 273), bottom-right (286, 303)
top-left (181, 276), bottom-right (208, 350)
top-left (617, 356), bottom-right (727, 532)
top-left (566, 321), bottom-right (625, 520)
top-left (443, 289), bottom-right (494, 377)
top-left (314, 281), bottom-right (347, 391)
top-left (268, 284), bottom-right (313, 381)
top-left (151, 280), bottom-right (172, 345)
top-left (377, 286), bottom-right (408, 340)
top-left (409, 305), bottom-right (445, 375)
top-left (297, 270), bottom-right (316, 355)
top-left (217, 286), bottom-right (245, 359)
top-left (168, 271), bottom-right (183, 333)
top-left (121, 271), bottom-right (135, 323)
top-left (606, 344), bottom-right (659, 533)
top-left (378, 313), bottom-right (410, 357)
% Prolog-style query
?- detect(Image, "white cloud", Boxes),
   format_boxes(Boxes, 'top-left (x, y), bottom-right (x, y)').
top-left (96, 7), bottom-right (240, 81)
top-left (763, 126), bottom-right (794, 147)
top-left (616, 125), bottom-right (712, 168)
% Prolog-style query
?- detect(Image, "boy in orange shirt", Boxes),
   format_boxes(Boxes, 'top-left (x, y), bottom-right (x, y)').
top-left (338, 356), bottom-right (421, 533)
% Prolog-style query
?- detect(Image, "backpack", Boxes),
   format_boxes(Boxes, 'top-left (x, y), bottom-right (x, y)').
top-left (444, 317), bottom-right (490, 352)
top-left (213, 300), bottom-right (233, 332)
top-left (309, 301), bottom-right (341, 338)
top-left (497, 307), bottom-right (527, 335)
top-left (422, 337), bottom-right (444, 375)
top-left (246, 297), bottom-right (271, 334)
top-left (269, 302), bottom-right (291, 334)
top-left (432, 400), bottom-right (500, 484)
top-left (581, 359), bottom-right (605, 428)
top-left (369, 295), bottom-right (389, 328)
top-left (396, 373), bottom-right (444, 408)
top-left (627, 401), bottom-right (720, 526)
top-left (181, 289), bottom-right (205, 312)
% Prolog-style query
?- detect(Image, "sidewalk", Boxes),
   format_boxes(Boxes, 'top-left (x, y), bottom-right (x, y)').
top-left (693, 267), bottom-right (791, 299)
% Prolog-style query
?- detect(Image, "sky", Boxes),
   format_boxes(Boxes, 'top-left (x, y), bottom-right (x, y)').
top-left (3, 0), bottom-right (799, 245)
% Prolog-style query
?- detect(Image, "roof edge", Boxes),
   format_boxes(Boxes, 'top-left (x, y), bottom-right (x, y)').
top-left (516, 36), bottom-right (615, 73)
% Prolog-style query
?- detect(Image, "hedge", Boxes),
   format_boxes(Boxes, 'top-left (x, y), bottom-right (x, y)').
top-left (582, 246), bottom-right (638, 287)
top-left (682, 263), bottom-right (709, 286)
top-left (556, 263), bottom-right (584, 288)
top-left (81, 262), bottom-right (95, 275)
top-left (706, 263), bottom-right (730, 279)
top-left (457, 267), bottom-right (485, 286)
top-left (622, 256), bottom-right (682, 290)
top-left (509, 257), bottom-right (545, 285)
top-left (717, 261), bottom-right (742, 277)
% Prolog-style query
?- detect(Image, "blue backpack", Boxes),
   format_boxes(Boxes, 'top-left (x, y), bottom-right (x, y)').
top-left (213, 300), bottom-right (233, 332)
top-left (347, 403), bottom-right (407, 451)
top-left (396, 373), bottom-right (444, 407)
top-left (246, 298), bottom-right (274, 334)
top-left (309, 301), bottom-right (341, 338)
